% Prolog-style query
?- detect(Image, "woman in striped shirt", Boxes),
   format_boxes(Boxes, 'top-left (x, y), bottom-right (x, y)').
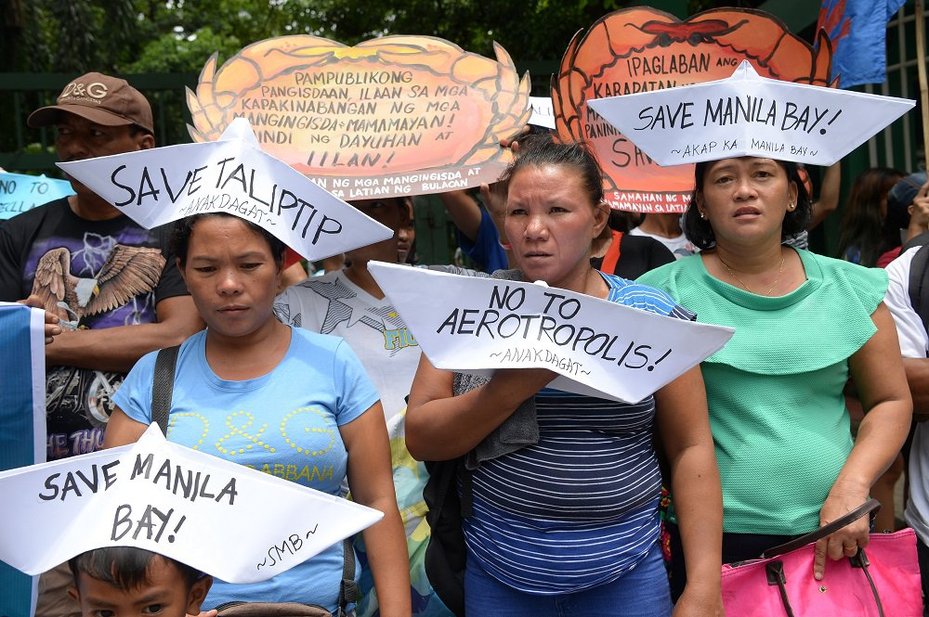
top-left (406, 136), bottom-right (723, 617)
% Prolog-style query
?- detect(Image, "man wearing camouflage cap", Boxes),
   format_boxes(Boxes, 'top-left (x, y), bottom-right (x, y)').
top-left (0, 72), bottom-right (202, 617)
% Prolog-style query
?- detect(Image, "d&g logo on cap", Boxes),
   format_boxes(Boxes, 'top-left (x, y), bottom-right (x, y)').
top-left (61, 81), bottom-right (109, 102)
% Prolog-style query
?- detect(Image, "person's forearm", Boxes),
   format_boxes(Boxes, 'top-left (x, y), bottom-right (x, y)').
top-left (439, 190), bottom-right (482, 241)
top-left (654, 368), bottom-right (722, 582)
top-left (669, 444), bottom-right (723, 588)
top-left (362, 496), bottom-right (412, 617)
top-left (808, 162), bottom-right (841, 229)
top-left (835, 400), bottom-right (911, 493)
top-left (46, 312), bottom-right (202, 371)
top-left (406, 368), bottom-right (552, 461)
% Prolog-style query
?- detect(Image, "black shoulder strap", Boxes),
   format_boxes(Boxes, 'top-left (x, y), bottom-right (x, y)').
top-left (900, 230), bottom-right (929, 255)
top-left (151, 346), bottom-right (180, 436)
top-left (337, 537), bottom-right (357, 616)
top-left (905, 235), bottom-right (929, 334)
top-left (459, 460), bottom-right (473, 518)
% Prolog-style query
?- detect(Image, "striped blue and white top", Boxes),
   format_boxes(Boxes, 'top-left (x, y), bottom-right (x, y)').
top-left (462, 273), bottom-right (694, 595)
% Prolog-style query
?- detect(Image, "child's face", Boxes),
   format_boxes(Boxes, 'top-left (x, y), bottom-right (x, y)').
top-left (70, 556), bottom-right (210, 617)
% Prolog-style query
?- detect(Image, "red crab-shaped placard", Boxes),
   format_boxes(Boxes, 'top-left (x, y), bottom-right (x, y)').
top-left (552, 7), bottom-right (834, 213)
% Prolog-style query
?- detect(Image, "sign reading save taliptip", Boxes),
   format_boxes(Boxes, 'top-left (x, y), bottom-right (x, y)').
top-left (57, 118), bottom-right (392, 260)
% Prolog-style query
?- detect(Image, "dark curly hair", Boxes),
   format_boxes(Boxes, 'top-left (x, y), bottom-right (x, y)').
top-left (172, 213), bottom-right (286, 268)
top-left (683, 158), bottom-right (812, 250)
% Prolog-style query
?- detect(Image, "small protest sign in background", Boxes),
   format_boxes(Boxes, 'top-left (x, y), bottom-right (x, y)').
top-left (369, 263), bottom-right (733, 403)
top-left (0, 172), bottom-right (75, 220)
top-left (529, 96), bottom-right (556, 130)
top-left (187, 35), bottom-right (531, 199)
top-left (552, 7), bottom-right (834, 213)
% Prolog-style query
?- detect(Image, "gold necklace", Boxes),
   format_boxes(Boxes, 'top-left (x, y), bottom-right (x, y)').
top-left (717, 253), bottom-right (785, 295)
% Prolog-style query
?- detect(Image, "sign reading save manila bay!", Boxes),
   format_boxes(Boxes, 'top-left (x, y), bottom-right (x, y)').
top-left (552, 7), bottom-right (834, 213)
top-left (588, 61), bottom-right (914, 167)
top-left (187, 35), bottom-right (530, 199)
top-left (0, 425), bottom-right (382, 584)
top-left (369, 263), bottom-right (733, 403)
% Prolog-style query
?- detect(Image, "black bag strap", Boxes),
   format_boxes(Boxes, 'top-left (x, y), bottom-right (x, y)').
top-left (763, 561), bottom-right (795, 617)
top-left (152, 345), bottom-right (180, 435)
top-left (900, 230), bottom-right (929, 255)
top-left (904, 234), bottom-right (929, 334)
top-left (150, 345), bottom-right (356, 615)
top-left (336, 537), bottom-right (357, 616)
top-left (764, 549), bottom-right (885, 617)
top-left (422, 456), bottom-right (468, 617)
top-left (762, 498), bottom-right (881, 558)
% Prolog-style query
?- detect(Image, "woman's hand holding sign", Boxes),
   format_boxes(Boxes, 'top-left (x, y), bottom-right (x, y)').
top-left (407, 358), bottom-right (555, 461)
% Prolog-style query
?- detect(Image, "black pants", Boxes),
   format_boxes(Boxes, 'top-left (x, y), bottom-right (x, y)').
top-left (666, 522), bottom-right (797, 600)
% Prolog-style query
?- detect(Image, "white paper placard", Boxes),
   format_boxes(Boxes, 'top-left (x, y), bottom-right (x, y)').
top-left (0, 424), bottom-right (382, 583)
top-left (57, 118), bottom-right (393, 260)
top-left (368, 262), bottom-right (733, 402)
top-left (0, 172), bottom-right (75, 220)
top-left (587, 61), bottom-right (915, 167)
top-left (528, 96), bottom-right (556, 130)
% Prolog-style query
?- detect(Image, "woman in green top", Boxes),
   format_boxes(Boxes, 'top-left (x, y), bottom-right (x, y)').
top-left (638, 156), bottom-right (912, 590)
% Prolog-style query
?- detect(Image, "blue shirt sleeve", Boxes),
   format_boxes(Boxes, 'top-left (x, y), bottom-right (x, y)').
top-left (113, 349), bottom-right (158, 424)
top-left (331, 339), bottom-right (381, 426)
top-left (602, 272), bottom-right (696, 321)
top-left (456, 206), bottom-right (508, 274)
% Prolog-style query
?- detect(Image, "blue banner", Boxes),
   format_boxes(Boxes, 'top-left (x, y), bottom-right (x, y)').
top-left (0, 172), bottom-right (75, 220)
top-left (0, 304), bottom-right (45, 617)
top-left (818, 0), bottom-right (908, 88)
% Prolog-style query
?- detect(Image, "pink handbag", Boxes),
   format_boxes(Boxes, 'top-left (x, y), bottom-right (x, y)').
top-left (721, 499), bottom-right (923, 617)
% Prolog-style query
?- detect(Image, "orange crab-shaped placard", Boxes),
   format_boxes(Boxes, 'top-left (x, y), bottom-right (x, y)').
top-left (187, 35), bottom-right (530, 200)
top-left (552, 7), bottom-right (833, 213)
